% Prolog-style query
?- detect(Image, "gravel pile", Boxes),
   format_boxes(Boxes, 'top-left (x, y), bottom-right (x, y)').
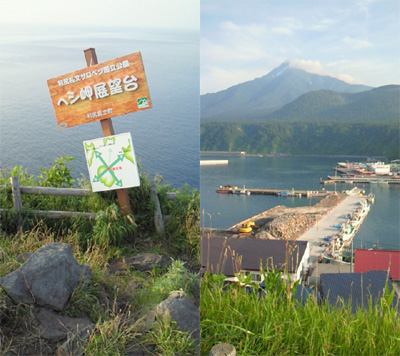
top-left (266, 213), bottom-right (322, 240)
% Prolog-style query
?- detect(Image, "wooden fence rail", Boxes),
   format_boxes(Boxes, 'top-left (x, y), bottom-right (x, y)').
top-left (0, 176), bottom-right (176, 233)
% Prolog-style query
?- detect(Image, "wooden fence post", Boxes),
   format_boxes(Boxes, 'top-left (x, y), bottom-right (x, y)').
top-left (10, 176), bottom-right (23, 232)
top-left (150, 181), bottom-right (165, 235)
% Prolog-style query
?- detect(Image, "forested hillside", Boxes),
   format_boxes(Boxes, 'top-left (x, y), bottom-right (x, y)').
top-left (201, 122), bottom-right (399, 159)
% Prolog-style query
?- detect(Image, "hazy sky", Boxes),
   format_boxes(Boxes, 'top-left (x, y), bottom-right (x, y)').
top-left (0, 0), bottom-right (199, 30)
top-left (201, 0), bottom-right (400, 94)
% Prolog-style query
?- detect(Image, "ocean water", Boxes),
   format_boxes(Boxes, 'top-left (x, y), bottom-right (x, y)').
top-left (0, 25), bottom-right (199, 189)
top-left (200, 155), bottom-right (400, 251)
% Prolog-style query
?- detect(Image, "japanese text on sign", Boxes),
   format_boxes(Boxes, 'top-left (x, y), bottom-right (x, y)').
top-left (47, 52), bottom-right (152, 130)
top-left (57, 60), bottom-right (130, 87)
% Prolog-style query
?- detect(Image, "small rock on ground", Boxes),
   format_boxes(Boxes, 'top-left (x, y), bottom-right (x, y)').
top-left (209, 343), bottom-right (236, 356)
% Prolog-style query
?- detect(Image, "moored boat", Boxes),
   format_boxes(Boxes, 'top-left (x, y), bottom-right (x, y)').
top-left (339, 223), bottom-right (356, 243)
top-left (216, 185), bottom-right (232, 194)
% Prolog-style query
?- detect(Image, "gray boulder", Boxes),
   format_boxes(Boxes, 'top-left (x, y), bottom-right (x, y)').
top-left (0, 243), bottom-right (92, 311)
top-left (36, 308), bottom-right (94, 342)
top-left (155, 291), bottom-right (200, 346)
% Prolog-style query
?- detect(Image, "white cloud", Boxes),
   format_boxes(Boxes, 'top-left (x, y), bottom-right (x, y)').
top-left (342, 36), bottom-right (372, 49)
top-left (311, 18), bottom-right (336, 31)
top-left (272, 27), bottom-right (293, 35)
top-left (336, 73), bottom-right (360, 84)
top-left (288, 59), bottom-right (326, 75)
top-left (289, 59), bottom-right (362, 84)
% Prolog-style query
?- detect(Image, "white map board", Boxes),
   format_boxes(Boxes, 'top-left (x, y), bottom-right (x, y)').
top-left (83, 132), bottom-right (140, 192)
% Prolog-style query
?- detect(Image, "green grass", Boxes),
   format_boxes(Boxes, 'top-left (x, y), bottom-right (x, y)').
top-left (0, 156), bottom-right (200, 355)
top-left (200, 271), bottom-right (400, 356)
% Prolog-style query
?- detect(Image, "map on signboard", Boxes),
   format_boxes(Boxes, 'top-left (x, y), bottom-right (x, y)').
top-left (83, 133), bottom-right (140, 192)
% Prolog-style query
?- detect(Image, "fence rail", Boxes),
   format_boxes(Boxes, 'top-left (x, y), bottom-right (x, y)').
top-left (0, 176), bottom-right (176, 233)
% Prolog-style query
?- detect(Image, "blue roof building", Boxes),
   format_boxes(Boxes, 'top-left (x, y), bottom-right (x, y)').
top-left (320, 270), bottom-right (399, 313)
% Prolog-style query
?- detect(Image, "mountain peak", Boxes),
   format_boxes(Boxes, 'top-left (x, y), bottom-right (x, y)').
top-left (267, 62), bottom-right (290, 78)
top-left (201, 62), bottom-right (372, 122)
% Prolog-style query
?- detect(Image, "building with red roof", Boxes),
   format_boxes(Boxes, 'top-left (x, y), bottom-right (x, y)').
top-left (354, 249), bottom-right (400, 280)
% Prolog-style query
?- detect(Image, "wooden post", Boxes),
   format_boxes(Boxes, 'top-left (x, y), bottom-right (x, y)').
top-left (83, 48), bottom-right (133, 216)
top-left (10, 176), bottom-right (23, 231)
top-left (150, 181), bottom-right (165, 235)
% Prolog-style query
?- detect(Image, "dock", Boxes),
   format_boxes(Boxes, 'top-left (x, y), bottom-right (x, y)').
top-left (321, 176), bottom-right (400, 185)
top-left (217, 185), bottom-right (329, 197)
top-left (297, 193), bottom-right (366, 285)
top-left (200, 160), bottom-right (229, 166)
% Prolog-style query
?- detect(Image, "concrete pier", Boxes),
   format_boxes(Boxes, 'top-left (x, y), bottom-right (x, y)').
top-left (298, 193), bottom-right (364, 262)
top-left (201, 160), bottom-right (229, 166)
top-left (297, 192), bottom-right (365, 285)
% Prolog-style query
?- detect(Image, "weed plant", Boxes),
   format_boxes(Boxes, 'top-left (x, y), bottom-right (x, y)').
top-left (0, 156), bottom-right (200, 355)
top-left (200, 270), bottom-right (400, 356)
top-left (0, 156), bottom-right (199, 258)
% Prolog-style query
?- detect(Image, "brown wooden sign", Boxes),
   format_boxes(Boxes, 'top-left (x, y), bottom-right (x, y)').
top-left (47, 52), bottom-right (152, 129)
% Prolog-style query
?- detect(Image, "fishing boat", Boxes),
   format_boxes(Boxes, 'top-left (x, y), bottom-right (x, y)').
top-left (350, 201), bottom-right (370, 227)
top-left (367, 193), bottom-right (375, 204)
top-left (339, 223), bottom-right (356, 243)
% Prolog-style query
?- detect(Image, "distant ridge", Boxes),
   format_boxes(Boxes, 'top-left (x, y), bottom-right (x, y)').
top-left (201, 62), bottom-right (372, 122)
top-left (264, 85), bottom-right (400, 123)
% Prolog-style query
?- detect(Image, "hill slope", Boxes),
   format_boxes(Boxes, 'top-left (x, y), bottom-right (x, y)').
top-left (201, 62), bottom-right (371, 122)
top-left (201, 122), bottom-right (399, 159)
top-left (264, 85), bottom-right (400, 123)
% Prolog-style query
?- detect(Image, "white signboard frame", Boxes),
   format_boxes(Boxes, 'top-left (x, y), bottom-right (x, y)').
top-left (83, 132), bottom-right (140, 192)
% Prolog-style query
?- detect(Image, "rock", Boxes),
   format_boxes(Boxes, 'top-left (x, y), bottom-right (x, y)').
top-left (125, 280), bottom-right (140, 295)
top-left (155, 291), bottom-right (200, 345)
top-left (108, 258), bottom-right (127, 274)
top-left (210, 343), bottom-right (236, 356)
top-left (36, 308), bottom-right (94, 342)
top-left (255, 230), bottom-right (275, 240)
top-left (0, 243), bottom-right (92, 311)
top-left (16, 252), bottom-right (32, 263)
top-left (124, 253), bottom-right (170, 272)
top-left (135, 310), bottom-right (156, 332)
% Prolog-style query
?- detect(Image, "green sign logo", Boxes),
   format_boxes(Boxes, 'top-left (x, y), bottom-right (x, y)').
top-left (137, 97), bottom-right (149, 109)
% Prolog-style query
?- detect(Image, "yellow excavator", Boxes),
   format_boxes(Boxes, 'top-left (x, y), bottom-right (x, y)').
top-left (239, 221), bottom-right (259, 233)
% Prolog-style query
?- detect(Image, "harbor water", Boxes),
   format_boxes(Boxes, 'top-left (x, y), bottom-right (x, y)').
top-left (200, 155), bottom-right (400, 251)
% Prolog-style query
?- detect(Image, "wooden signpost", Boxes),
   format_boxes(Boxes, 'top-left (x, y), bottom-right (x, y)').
top-left (83, 49), bottom-right (132, 215)
top-left (47, 48), bottom-right (153, 215)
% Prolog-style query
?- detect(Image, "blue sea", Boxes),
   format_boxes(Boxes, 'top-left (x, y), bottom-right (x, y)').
top-left (201, 155), bottom-right (400, 251)
top-left (0, 25), bottom-right (199, 190)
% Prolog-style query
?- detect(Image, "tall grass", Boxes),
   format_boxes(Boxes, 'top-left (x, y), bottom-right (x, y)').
top-left (0, 156), bottom-right (200, 355)
top-left (200, 271), bottom-right (400, 356)
top-left (0, 156), bottom-right (199, 259)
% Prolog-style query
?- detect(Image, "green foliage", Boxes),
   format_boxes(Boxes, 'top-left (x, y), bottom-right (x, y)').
top-left (151, 260), bottom-right (199, 301)
top-left (201, 122), bottom-right (400, 159)
top-left (83, 312), bottom-right (140, 356)
top-left (163, 184), bottom-right (200, 260)
top-left (90, 203), bottom-right (137, 249)
top-left (148, 318), bottom-right (196, 356)
top-left (0, 157), bottom-right (199, 275)
top-left (38, 155), bottom-right (75, 188)
top-left (135, 260), bottom-right (199, 308)
top-left (201, 270), bottom-right (400, 356)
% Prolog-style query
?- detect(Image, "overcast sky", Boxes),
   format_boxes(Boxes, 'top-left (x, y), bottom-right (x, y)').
top-left (201, 0), bottom-right (400, 94)
top-left (0, 0), bottom-right (199, 30)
